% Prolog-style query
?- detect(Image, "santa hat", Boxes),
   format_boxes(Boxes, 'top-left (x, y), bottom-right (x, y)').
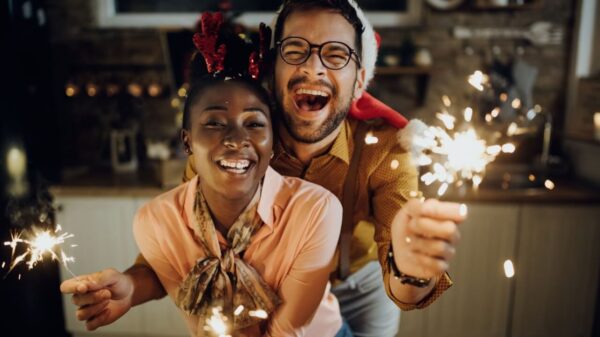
top-left (346, 0), bottom-right (408, 128)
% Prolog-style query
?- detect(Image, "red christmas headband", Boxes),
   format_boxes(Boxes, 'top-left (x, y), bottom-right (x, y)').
top-left (192, 12), bottom-right (270, 80)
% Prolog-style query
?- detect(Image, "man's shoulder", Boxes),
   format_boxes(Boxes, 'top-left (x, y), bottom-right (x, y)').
top-left (352, 118), bottom-right (407, 157)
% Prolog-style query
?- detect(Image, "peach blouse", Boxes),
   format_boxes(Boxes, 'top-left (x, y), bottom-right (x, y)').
top-left (133, 166), bottom-right (343, 337)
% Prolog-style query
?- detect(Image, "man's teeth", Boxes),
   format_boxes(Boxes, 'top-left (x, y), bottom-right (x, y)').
top-left (219, 159), bottom-right (250, 170)
top-left (295, 88), bottom-right (329, 97)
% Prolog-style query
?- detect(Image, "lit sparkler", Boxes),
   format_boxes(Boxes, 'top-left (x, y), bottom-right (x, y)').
top-left (399, 116), bottom-right (515, 196)
top-left (203, 305), bottom-right (268, 336)
top-left (3, 224), bottom-right (76, 278)
top-left (204, 307), bottom-right (231, 337)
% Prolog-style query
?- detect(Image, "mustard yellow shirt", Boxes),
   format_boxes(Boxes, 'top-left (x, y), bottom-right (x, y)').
top-left (180, 118), bottom-right (451, 310)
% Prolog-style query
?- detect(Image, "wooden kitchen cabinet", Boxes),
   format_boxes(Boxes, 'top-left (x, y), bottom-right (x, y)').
top-left (397, 203), bottom-right (600, 337)
top-left (55, 196), bottom-right (189, 337)
top-left (511, 205), bottom-right (600, 337)
top-left (397, 204), bottom-right (520, 337)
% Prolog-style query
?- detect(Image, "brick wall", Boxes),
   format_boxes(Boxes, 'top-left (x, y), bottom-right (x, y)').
top-left (45, 0), bottom-right (576, 167)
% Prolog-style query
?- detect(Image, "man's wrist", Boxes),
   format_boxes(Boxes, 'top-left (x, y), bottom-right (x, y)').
top-left (387, 245), bottom-right (431, 288)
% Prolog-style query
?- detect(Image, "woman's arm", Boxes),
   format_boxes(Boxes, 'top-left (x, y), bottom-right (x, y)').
top-left (265, 193), bottom-right (343, 337)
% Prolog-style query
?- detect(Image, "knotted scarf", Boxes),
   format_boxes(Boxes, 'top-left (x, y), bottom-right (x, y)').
top-left (176, 182), bottom-right (281, 333)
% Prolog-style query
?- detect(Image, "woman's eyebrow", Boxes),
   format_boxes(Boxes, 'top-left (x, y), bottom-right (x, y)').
top-left (244, 107), bottom-right (268, 116)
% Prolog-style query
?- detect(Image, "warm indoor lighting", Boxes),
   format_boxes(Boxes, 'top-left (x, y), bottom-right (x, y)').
top-left (594, 112), bottom-right (600, 141)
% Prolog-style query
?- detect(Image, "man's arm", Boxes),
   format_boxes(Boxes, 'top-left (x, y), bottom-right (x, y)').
top-left (370, 139), bottom-right (465, 309)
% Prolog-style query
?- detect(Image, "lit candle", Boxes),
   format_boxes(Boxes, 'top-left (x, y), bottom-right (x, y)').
top-left (594, 112), bottom-right (600, 141)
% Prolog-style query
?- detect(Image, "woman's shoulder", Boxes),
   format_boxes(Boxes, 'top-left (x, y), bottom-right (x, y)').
top-left (136, 178), bottom-right (195, 226)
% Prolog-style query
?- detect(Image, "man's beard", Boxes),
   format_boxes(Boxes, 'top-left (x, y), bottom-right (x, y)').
top-left (275, 77), bottom-right (354, 144)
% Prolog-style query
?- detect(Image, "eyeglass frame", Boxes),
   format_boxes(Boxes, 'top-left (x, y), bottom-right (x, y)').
top-left (276, 36), bottom-right (362, 70)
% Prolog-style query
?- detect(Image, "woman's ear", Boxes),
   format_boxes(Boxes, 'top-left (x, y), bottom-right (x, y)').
top-left (181, 129), bottom-right (192, 155)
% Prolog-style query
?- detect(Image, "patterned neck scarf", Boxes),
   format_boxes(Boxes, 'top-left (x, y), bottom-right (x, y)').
top-left (176, 182), bottom-right (281, 333)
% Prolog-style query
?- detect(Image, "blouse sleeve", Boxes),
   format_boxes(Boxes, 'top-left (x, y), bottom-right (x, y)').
top-left (132, 205), bottom-right (181, 298)
top-left (265, 193), bottom-right (343, 337)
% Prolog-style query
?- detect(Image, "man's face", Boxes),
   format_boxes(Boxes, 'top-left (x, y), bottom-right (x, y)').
top-left (274, 9), bottom-right (365, 144)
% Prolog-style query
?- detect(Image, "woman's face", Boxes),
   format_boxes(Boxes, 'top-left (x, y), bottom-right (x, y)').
top-left (182, 82), bottom-right (273, 201)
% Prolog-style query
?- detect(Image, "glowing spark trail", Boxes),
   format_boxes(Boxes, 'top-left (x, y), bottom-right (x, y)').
top-left (3, 225), bottom-right (76, 278)
top-left (398, 117), bottom-right (515, 196)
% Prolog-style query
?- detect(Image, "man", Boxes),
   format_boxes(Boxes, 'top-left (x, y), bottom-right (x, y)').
top-left (61, 1), bottom-right (466, 336)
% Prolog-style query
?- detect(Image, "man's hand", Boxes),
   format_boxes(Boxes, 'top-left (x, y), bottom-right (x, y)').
top-left (60, 268), bottom-right (134, 331)
top-left (391, 199), bottom-right (467, 280)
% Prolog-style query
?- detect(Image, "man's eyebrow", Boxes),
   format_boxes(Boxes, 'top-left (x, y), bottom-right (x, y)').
top-left (283, 39), bottom-right (306, 47)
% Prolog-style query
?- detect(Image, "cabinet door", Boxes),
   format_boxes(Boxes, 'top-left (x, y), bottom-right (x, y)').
top-left (397, 204), bottom-right (520, 337)
top-left (512, 205), bottom-right (600, 337)
top-left (56, 196), bottom-right (145, 335)
top-left (133, 197), bottom-right (189, 337)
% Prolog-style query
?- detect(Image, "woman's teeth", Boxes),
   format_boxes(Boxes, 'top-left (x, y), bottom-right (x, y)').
top-left (218, 159), bottom-right (251, 173)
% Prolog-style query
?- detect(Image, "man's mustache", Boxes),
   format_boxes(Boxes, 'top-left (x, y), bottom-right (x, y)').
top-left (287, 76), bottom-right (336, 96)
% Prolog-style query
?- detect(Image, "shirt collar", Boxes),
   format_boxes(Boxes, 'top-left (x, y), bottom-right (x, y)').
top-left (273, 119), bottom-right (352, 165)
top-left (184, 167), bottom-right (281, 231)
top-left (328, 119), bottom-right (351, 165)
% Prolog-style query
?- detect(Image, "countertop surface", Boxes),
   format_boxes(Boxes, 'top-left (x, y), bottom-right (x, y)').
top-left (50, 168), bottom-right (600, 204)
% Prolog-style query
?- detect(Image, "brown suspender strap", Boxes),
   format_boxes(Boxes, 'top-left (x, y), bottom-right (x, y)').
top-left (338, 122), bottom-right (368, 280)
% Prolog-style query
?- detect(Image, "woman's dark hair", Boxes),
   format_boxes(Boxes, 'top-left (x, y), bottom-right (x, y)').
top-left (181, 14), bottom-right (273, 130)
top-left (182, 76), bottom-right (272, 130)
top-left (273, 0), bottom-right (364, 56)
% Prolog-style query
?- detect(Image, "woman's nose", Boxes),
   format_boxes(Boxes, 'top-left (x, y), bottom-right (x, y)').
top-left (223, 126), bottom-right (250, 149)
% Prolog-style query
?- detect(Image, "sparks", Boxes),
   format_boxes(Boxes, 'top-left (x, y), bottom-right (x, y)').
top-left (204, 307), bottom-right (231, 337)
top-left (3, 225), bottom-right (76, 278)
top-left (504, 259), bottom-right (515, 278)
top-left (248, 310), bottom-right (268, 319)
top-left (468, 70), bottom-right (489, 91)
top-left (364, 132), bottom-right (379, 145)
top-left (399, 120), bottom-right (514, 196)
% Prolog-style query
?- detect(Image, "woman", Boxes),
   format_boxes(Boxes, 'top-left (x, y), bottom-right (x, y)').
top-left (63, 13), bottom-right (347, 337)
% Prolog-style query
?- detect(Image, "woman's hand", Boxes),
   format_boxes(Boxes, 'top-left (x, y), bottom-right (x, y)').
top-left (60, 268), bottom-right (134, 330)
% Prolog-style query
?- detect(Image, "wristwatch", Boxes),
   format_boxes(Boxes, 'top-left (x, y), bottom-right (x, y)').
top-left (387, 246), bottom-right (432, 288)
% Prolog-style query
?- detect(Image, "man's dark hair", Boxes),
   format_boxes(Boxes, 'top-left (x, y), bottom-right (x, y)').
top-left (273, 0), bottom-right (365, 57)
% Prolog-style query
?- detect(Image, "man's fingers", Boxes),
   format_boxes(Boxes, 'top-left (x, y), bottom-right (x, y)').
top-left (408, 235), bottom-right (456, 261)
top-left (76, 300), bottom-right (109, 321)
top-left (72, 289), bottom-right (112, 306)
top-left (410, 217), bottom-right (461, 244)
top-left (405, 199), bottom-right (467, 222)
top-left (414, 254), bottom-right (449, 278)
top-left (421, 199), bottom-right (468, 222)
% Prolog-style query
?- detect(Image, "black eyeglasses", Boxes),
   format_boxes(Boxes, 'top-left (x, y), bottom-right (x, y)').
top-left (276, 36), bottom-right (361, 70)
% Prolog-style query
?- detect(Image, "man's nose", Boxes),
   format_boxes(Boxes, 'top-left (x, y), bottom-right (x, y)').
top-left (223, 126), bottom-right (250, 149)
top-left (299, 50), bottom-right (326, 78)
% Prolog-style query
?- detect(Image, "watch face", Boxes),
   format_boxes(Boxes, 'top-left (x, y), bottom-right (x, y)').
top-left (426, 0), bottom-right (465, 10)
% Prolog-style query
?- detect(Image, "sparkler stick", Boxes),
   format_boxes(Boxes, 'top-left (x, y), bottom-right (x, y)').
top-left (3, 224), bottom-right (77, 279)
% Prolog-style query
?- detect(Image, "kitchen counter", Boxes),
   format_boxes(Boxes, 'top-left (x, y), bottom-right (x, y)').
top-left (50, 169), bottom-right (600, 204)
top-left (49, 168), bottom-right (168, 198)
